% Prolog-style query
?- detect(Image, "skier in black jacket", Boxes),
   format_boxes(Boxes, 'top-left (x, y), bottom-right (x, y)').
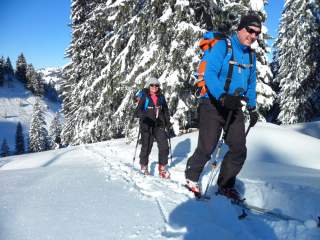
top-left (135, 77), bottom-right (171, 178)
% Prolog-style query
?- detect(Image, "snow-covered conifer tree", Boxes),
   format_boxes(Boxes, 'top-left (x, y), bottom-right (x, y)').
top-left (26, 64), bottom-right (45, 96)
top-left (26, 64), bottom-right (36, 91)
top-left (29, 100), bottom-right (49, 152)
top-left (36, 71), bottom-right (45, 95)
top-left (0, 57), bottom-right (4, 86)
top-left (15, 122), bottom-right (25, 155)
top-left (4, 57), bottom-right (14, 81)
top-left (49, 112), bottom-right (63, 149)
top-left (62, 0), bottom-right (274, 144)
top-left (15, 53), bottom-right (28, 85)
top-left (273, 0), bottom-right (320, 124)
top-left (61, 0), bottom-right (99, 144)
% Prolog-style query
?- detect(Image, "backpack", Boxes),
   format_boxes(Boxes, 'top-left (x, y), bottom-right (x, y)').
top-left (193, 31), bottom-right (254, 98)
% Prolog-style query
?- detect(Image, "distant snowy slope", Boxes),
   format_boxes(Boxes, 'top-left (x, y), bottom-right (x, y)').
top-left (0, 122), bottom-right (319, 240)
top-left (0, 79), bottom-right (61, 151)
top-left (38, 67), bottom-right (63, 91)
top-left (283, 121), bottom-right (320, 139)
top-left (246, 122), bottom-right (320, 170)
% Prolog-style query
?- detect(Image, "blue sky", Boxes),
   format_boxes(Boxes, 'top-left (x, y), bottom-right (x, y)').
top-left (265, 0), bottom-right (285, 46)
top-left (264, 0), bottom-right (285, 61)
top-left (0, 0), bottom-right (71, 69)
top-left (0, 0), bottom-right (284, 69)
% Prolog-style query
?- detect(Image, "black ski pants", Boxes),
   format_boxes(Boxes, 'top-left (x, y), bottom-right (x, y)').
top-left (139, 125), bottom-right (169, 166)
top-left (185, 99), bottom-right (247, 188)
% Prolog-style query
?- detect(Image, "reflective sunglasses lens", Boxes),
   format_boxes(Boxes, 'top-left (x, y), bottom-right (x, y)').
top-left (246, 27), bottom-right (261, 36)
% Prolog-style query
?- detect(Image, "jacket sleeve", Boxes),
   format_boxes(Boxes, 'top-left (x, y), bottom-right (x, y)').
top-left (246, 53), bottom-right (257, 109)
top-left (204, 40), bottom-right (228, 100)
top-left (134, 96), bottom-right (146, 119)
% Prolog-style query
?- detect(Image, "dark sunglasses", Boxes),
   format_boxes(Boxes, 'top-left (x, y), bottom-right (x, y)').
top-left (150, 84), bottom-right (159, 87)
top-left (245, 26), bottom-right (261, 36)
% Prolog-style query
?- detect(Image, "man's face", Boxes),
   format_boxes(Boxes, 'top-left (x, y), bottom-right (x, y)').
top-left (237, 26), bottom-right (261, 46)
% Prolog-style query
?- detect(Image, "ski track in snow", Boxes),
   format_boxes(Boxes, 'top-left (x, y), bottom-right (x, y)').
top-left (81, 141), bottom-right (320, 240)
top-left (82, 143), bottom-right (193, 238)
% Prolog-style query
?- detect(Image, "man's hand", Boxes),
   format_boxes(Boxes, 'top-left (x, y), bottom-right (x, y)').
top-left (220, 94), bottom-right (242, 110)
top-left (249, 109), bottom-right (259, 127)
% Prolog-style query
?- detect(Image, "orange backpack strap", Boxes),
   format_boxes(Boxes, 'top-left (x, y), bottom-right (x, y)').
top-left (195, 37), bottom-right (224, 97)
top-left (197, 38), bottom-right (221, 78)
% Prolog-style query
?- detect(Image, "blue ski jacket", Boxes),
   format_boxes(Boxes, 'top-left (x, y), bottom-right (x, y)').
top-left (203, 33), bottom-right (257, 108)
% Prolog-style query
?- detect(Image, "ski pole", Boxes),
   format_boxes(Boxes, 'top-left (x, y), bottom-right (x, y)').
top-left (167, 131), bottom-right (173, 166)
top-left (132, 127), bottom-right (141, 169)
top-left (203, 122), bottom-right (253, 199)
top-left (163, 115), bottom-right (173, 166)
top-left (245, 125), bottom-right (251, 136)
top-left (202, 110), bottom-right (233, 199)
top-left (202, 87), bottom-right (245, 198)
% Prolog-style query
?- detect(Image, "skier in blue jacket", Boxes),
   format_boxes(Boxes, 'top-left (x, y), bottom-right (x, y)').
top-left (185, 14), bottom-right (261, 200)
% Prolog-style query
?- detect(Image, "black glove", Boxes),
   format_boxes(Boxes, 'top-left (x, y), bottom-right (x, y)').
top-left (142, 117), bottom-right (155, 127)
top-left (249, 109), bottom-right (259, 127)
top-left (221, 94), bottom-right (242, 110)
top-left (155, 118), bottom-right (164, 127)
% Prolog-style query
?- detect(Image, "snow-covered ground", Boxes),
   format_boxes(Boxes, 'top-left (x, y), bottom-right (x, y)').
top-left (0, 122), bottom-right (320, 240)
top-left (284, 121), bottom-right (320, 139)
top-left (0, 79), bottom-right (61, 150)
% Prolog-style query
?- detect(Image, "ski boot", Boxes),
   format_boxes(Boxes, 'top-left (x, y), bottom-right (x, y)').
top-left (185, 179), bottom-right (201, 198)
top-left (140, 165), bottom-right (150, 176)
top-left (217, 186), bottom-right (244, 203)
top-left (158, 164), bottom-right (170, 179)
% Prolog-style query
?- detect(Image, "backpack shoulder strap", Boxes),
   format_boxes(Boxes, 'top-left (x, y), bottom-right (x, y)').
top-left (247, 48), bottom-right (256, 84)
top-left (225, 46), bottom-right (256, 94)
top-left (249, 48), bottom-right (255, 65)
top-left (223, 38), bottom-right (234, 93)
top-left (143, 96), bottom-right (149, 111)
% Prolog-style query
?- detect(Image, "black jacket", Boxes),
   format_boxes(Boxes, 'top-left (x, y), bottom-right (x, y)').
top-left (135, 88), bottom-right (170, 129)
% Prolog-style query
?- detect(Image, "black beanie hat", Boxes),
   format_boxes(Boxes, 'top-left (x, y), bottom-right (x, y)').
top-left (237, 14), bottom-right (262, 30)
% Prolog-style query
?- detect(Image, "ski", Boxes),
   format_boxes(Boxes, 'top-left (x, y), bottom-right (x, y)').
top-left (214, 189), bottom-right (307, 223)
top-left (231, 199), bottom-right (306, 223)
